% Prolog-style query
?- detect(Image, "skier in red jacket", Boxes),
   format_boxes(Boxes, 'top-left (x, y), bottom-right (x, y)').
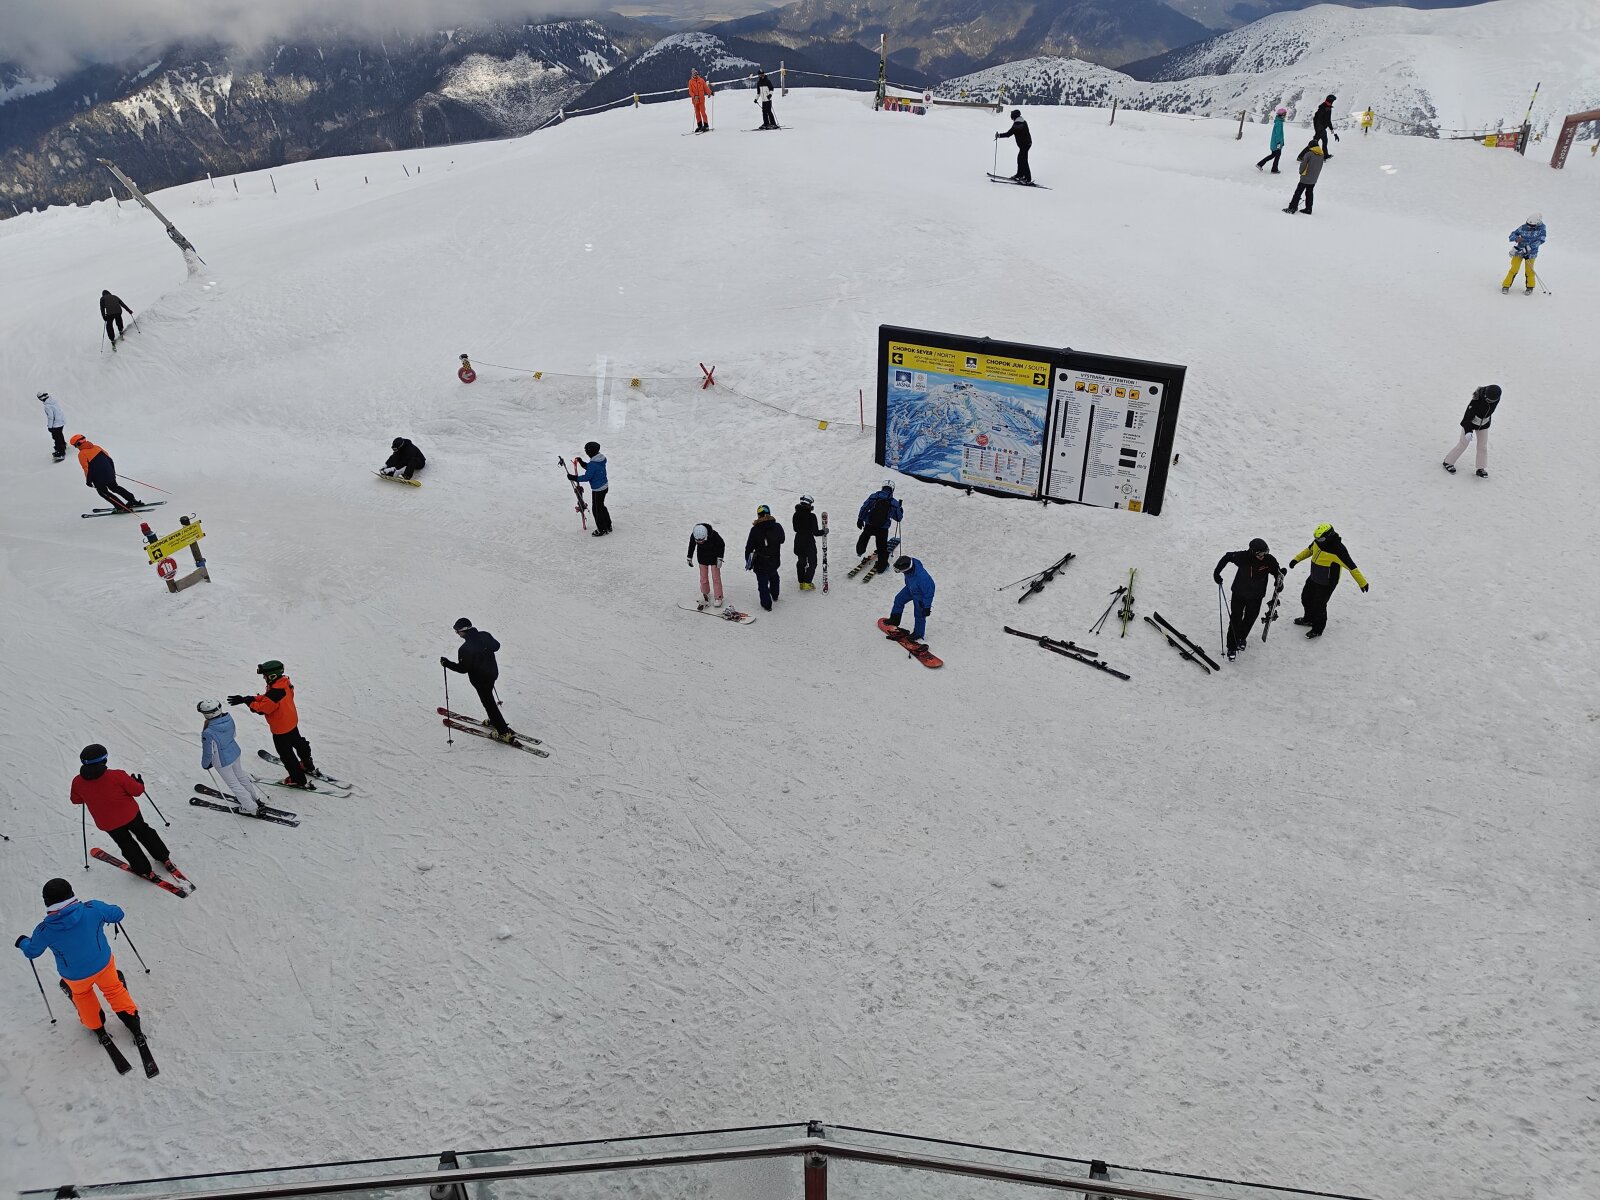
top-left (71, 744), bottom-right (179, 881)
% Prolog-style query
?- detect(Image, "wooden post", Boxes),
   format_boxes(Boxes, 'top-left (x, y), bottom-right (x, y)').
top-left (1236, 110), bottom-right (1246, 140)
top-left (270, 173), bottom-right (277, 193)
top-left (781, 61), bottom-right (787, 96)
top-left (1110, 98), bottom-right (1118, 126)
top-left (859, 389), bottom-right (865, 431)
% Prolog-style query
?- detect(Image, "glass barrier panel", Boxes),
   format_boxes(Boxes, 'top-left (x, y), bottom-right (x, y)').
top-left (829, 1156), bottom-right (1088, 1199)
top-left (23, 1157), bottom-right (443, 1200)
top-left (458, 1158), bottom-right (801, 1200)
top-left (458, 1124), bottom-right (811, 1168)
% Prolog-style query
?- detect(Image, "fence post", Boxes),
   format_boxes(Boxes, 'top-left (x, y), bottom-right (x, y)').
top-left (804, 1121), bottom-right (827, 1200)
top-left (1236, 110), bottom-right (1246, 139)
top-left (270, 173), bottom-right (277, 193)
top-left (1110, 98), bottom-right (1118, 126)
top-left (781, 61), bottom-right (787, 96)
top-left (428, 1152), bottom-right (466, 1200)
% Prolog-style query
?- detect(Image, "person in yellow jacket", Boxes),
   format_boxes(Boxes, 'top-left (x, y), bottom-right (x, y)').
top-left (1288, 523), bottom-right (1368, 638)
top-left (1361, 108), bottom-right (1374, 135)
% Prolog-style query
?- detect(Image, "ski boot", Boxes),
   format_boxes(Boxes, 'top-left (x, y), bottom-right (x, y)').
top-left (1500, 286), bottom-right (1510, 294)
top-left (1475, 468), bottom-right (1488, 478)
top-left (1292, 616), bottom-right (1311, 626)
top-left (1305, 628), bottom-right (1322, 639)
top-left (1524, 287), bottom-right (1534, 295)
top-left (696, 592), bottom-right (711, 611)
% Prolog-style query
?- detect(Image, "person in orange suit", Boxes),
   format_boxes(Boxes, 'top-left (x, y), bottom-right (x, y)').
top-left (688, 69), bottom-right (714, 133)
top-left (230, 659), bottom-right (317, 787)
top-left (70, 434), bottom-right (143, 511)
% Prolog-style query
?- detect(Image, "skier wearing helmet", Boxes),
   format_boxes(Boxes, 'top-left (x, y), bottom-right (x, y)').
top-left (1258, 107), bottom-right (1288, 173)
top-left (885, 555), bottom-right (936, 647)
top-left (70, 434), bottom-right (144, 511)
top-left (1501, 214), bottom-right (1546, 295)
top-left (792, 495), bottom-right (824, 590)
top-left (995, 109), bottom-right (1032, 183)
top-left (1213, 539), bottom-right (1284, 661)
top-left (856, 481), bottom-right (902, 574)
top-left (686, 522), bottom-right (728, 610)
top-left (1287, 524), bottom-right (1368, 638)
top-left (198, 700), bottom-right (265, 815)
top-left (230, 661), bottom-right (317, 787)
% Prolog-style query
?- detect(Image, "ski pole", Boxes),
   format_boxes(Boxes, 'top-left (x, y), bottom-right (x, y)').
top-left (140, 782), bottom-right (170, 827)
top-left (116, 474), bottom-right (175, 496)
top-left (993, 134), bottom-right (999, 177)
top-left (115, 923), bottom-right (150, 974)
top-left (81, 804), bottom-right (89, 871)
top-left (443, 663), bottom-right (453, 745)
top-left (28, 958), bottom-right (57, 1024)
top-left (1217, 581), bottom-right (1228, 658)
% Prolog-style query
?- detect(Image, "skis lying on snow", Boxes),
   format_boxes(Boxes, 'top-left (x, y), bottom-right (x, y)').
top-left (90, 849), bottom-right (189, 897)
top-left (1151, 612), bottom-right (1222, 670)
top-left (256, 750), bottom-right (352, 791)
top-left (1004, 626), bottom-right (1130, 680)
top-left (82, 503), bottom-right (164, 518)
top-left (987, 174), bottom-right (1051, 189)
top-left (1145, 616), bottom-right (1212, 674)
top-left (1014, 552), bottom-right (1075, 603)
top-left (678, 602), bottom-right (756, 624)
top-left (374, 471), bottom-right (421, 487)
top-left (191, 786), bottom-right (300, 826)
top-left (877, 618), bottom-right (944, 668)
top-left (438, 708), bottom-right (550, 757)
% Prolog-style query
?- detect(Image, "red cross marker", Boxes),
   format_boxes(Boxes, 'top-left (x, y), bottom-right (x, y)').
top-left (699, 362), bottom-right (716, 390)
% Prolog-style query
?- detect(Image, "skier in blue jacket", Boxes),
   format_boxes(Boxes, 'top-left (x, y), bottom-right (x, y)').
top-left (1501, 213), bottom-right (1546, 294)
top-left (886, 555), bottom-right (935, 645)
top-left (1257, 107), bottom-right (1287, 172)
top-left (566, 441), bottom-right (612, 536)
top-left (198, 699), bottom-right (264, 815)
top-left (15, 877), bottom-right (144, 1032)
top-left (855, 481), bottom-right (903, 573)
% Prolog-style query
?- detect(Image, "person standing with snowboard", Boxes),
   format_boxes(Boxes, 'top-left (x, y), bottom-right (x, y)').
top-left (792, 495), bottom-right (823, 590)
top-left (745, 504), bottom-right (786, 611)
top-left (687, 523), bottom-right (728, 610)
top-left (1501, 214), bottom-right (1546, 295)
top-left (230, 660), bottom-right (316, 788)
top-left (1288, 523), bottom-right (1368, 639)
top-left (1257, 107), bottom-right (1287, 172)
top-left (69, 434), bottom-right (144, 511)
top-left (1283, 142), bottom-right (1325, 214)
top-left (886, 555), bottom-right (936, 647)
top-left (856, 481), bottom-right (902, 574)
top-left (15, 878), bottom-right (145, 1038)
top-left (1312, 94), bottom-right (1339, 157)
top-left (754, 70), bottom-right (777, 129)
top-left (99, 290), bottom-right (132, 344)
top-left (39, 391), bottom-right (67, 460)
top-left (995, 109), bottom-right (1032, 183)
top-left (1442, 384), bottom-right (1502, 478)
top-left (71, 745), bottom-right (180, 880)
top-left (441, 618), bottom-right (513, 738)
top-left (198, 700), bottom-right (264, 815)
top-left (688, 69), bottom-right (713, 132)
top-left (567, 442), bottom-right (612, 536)
top-left (380, 437), bottom-right (426, 479)
top-left (1213, 538), bottom-right (1283, 661)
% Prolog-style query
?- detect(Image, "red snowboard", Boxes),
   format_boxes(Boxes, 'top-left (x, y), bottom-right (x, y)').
top-left (877, 618), bottom-right (944, 668)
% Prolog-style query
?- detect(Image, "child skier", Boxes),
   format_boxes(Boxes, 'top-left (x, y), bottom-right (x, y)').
top-left (1213, 539), bottom-right (1283, 661)
top-left (1284, 142), bottom-right (1325, 214)
top-left (15, 878), bottom-right (145, 1038)
top-left (71, 745), bottom-right (181, 881)
top-left (566, 442), bottom-right (612, 536)
top-left (687, 523), bottom-right (728, 609)
top-left (744, 504), bottom-right (786, 611)
top-left (1501, 214), bottom-right (1546, 294)
top-left (1288, 524), bottom-right (1368, 638)
top-left (886, 555), bottom-right (936, 647)
top-left (39, 391), bottom-right (66, 460)
top-left (198, 699), bottom-right (265, 815)
top-left (1257, 107), bottom-right (1287, 172)
top-left (229, 661), bottom-right (316, 787)
top-left (1442, 384), bottom-right (1503, 478)
top-left (792, 495), bottom-right (824, 590)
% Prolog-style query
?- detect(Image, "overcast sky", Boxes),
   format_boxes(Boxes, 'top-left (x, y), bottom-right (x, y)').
top-left (1, 1), bottom-right (631, 74)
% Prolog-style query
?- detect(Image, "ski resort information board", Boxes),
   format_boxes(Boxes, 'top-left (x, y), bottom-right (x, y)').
top-left (876, 327), bottom-right (1185, 515)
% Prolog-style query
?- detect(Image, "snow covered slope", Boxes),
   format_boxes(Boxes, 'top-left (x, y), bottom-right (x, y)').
top-left (947, 0), bottom-right (1600, 136)
top-left (1, 86), bottom-right (1597, 1200)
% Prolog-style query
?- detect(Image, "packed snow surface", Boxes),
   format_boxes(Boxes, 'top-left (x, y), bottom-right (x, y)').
top-left (0, 86), bottom-right (1596, 1200)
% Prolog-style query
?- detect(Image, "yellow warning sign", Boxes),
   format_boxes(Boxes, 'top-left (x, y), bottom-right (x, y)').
top-left (887, 342), bottom-right (1050, 389)
top-left (144, 521), bottom-right (204, 564)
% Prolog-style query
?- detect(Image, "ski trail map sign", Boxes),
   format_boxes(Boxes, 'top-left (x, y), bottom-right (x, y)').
top-left (876, 326), bottom-right (1185, 516)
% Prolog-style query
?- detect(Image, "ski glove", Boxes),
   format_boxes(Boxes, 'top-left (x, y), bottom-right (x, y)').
top-left (1213, 574), bottom-right (1223, 584)
top-left (227, 695), bottom-right (249, 705)
top-left (687, 558), bottom-right (693, 567)
top-left (133, 773), bottom-right (143, 784)
top-left (566, 474), bottom-right (578, 483)
top-left (15, 935), bottom-right (27, 948)
top-left (744, 558), bottom-right (754, 571)
top-left (857, 520), bottom-right (864, 529)
top-left (1360, 584), bottom-right (1369, 593)
top-left (1288, 559), bottom-right (1300, 570)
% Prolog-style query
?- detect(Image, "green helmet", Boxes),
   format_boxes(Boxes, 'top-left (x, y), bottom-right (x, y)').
top-left (1313, 523), bottom-right (1333, 540)
top-left (256, 659), bottom-right (285, 680)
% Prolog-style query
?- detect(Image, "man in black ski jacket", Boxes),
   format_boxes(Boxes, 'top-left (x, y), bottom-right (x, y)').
top-left (792, 495), bottom-right (823, 590)
top-left (1312, 95), bottom-right (1339, 157)
top-left (1214, 538), bottom-right (1283, 661)
top-left (996, 110), bottom-right (1032, 182)
top-left (99, 290), bottom-right (132, 343)
top-left (441, 618), bottom-right (511, 736)
top-left (744, 505), bottom-right (786, 611)
top-left (381, 437), bottom-right (427, 479)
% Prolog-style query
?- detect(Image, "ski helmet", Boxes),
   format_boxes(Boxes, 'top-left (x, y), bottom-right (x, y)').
top-left (798, 494), bottom-right (814, 506)
top-left (42, 878), bottom-right (74, 906)
top-left (256, 659), bottom-right (285, 680)
top-left (882, 479), bottom-right (895, 491)
top-left (1526, 213), bottom-right (1543, 226)
top-left (453, 617), bottom-right (473, 632)
top-left (1248, 538), bottom-right (1269, 554)
top-left (392, 437), bottom-right (405, 450)
top-left (1482, 384), bottom-right (1502, 401)
top-left (69, 434), bottom-right (86, 447)
top-left (197, 699), bottom-right (223, 716)
top-left (1010, 109), bottom-right (1021, 119)
top-left (37, 391), bottom-right (49, 401)
top-left (692, 524), bottom-right (709, 542)
top-left (893, 556), bottom-right (912, 573)
top-left (1313, 523), bottom-right (1334, 540)
top-left (756, 504), bottom-right (771, 517)
top-left (79, 744), bottom-right (108, 782)
top-left (1275, 106), bottom-right (1287, 116)
top-left (584, 441), bottom-right (600, 456)
top-left (1324, 94), bottom-right (1336, 103)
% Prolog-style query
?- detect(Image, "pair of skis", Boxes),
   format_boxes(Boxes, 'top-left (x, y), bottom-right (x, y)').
top-left (90, 848), bottom-right (191, 898)
top-left (82, 501), bottom-right (166, 519)
top-left (252, 748), bottom-right (352, 793)
top-left (557, 456), bottom-right (588, 530)
top-left (439, 708), bottom-right (549, 757)
top-left (1004, 626), bottom-right (1130, 681)
top-left (1260, 570), bottom-right (1286, 642)
top-left (191, 785), bottom-right (300, 826)
top-left (1002, 552), bottom-right (1074, 603)
top-left (847, 536), bottom-right (901, 581)
top-left (1145, 611), bottom-right (1221, 673)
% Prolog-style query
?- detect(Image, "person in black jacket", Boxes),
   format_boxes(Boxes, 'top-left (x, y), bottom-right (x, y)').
top-left (1442, 384), bottom-right (1502, 478)
top-left (744, 504), bottom-right (786, 611)
top-left (99, 290), bottom-right (132, 343)
top-left (1214, 538), bottom-right (1283, 661)
top-left (792, 495), bottom-right (824, 590)
top-left (754, 70), bottom-right (777, 130)
top-left (1312, 94), bottom-right (1339, 157)
top-left (995, 110), bottom-right (1032, 182)
top-left (381, 437), bottom-right (426, 479)
top-left (687, 523), bottom-right (727, 609)
top-left (440, 618), bottom-right (512, 736)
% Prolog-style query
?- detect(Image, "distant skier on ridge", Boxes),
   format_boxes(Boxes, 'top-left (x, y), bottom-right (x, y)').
top-left (688, 68), bottom-right (714, 133)
top-left (995, 109), bottom-right (1033, 183)
top-left (1312, 94), bottom-right (1339, 157)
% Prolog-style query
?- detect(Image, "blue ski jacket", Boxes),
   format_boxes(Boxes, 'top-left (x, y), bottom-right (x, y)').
top-left (18, 899), bottom-right (125, 982)
top-left (857, 489), bottom-right (902, 530)
top-left (201, 711), bottom-right (244, 769)
top-left (891, 558), bottom-right (935, 613)
top-left (1509, 221), bottom-right (1546, 258)
top-left (572, 454), bottom-right (608, 491)
top-left (1269, 115), bottom-right (1285, 151)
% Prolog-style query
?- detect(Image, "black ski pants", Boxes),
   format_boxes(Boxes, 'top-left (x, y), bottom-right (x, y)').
top-left (754, 563), bottom-right (780, 610)
top-left (1014, 146), bottom-right (1031, 182)
top-left (104, 313), bottom-right (126, 341)
top-left (271, 727), bottom-right (315, 786)
top-left (795, 541), bottom-right (817, 584)
top-left (1299, 574), bottom-right (1339, 635)
top-left (1257, 148), bottom-right (1282, 172)
top-left (50, 427), bottom-right (67, 456)
top-left (95, 482), bottom-right (140, 509)
top-left (590, 487), bottom-right (612, 533)
top-left (1287, 182), bottom-right (1315, 213)
top-left (856, 526), bottom-right (890, 571)
top-left (761, 100), bottom-right (776, 128)
top-left (471, 675), bottom-right (510, 734)
top-left (1315, 127), bottom-right (1331, 156)
top-left (108, 813), bottom-right (169, 876)
top-left (1227, 591), bottom-right (1265, 653)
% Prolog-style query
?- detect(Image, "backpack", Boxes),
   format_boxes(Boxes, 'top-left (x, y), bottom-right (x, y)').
top-left (867, 495), bottom-right (892, 527)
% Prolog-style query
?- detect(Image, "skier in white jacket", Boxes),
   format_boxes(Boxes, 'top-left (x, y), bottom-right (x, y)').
top-left (198, 700), bottom-right (265, 815)
top-left (39, 392), bottom-right (66, 460)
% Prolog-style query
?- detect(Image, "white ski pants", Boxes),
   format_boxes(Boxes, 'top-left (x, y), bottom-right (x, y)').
top-left (215, 757), bottom-right (264, 813)
top-left (1445, 428), bottom-right (1488, 471)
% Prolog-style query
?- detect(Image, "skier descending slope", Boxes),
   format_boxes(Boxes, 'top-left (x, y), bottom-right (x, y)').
top-left (744, 504), bottom-right (786, 611)
top-left (687, 523), bottom-right (728, 610)
top-left (99, 289), bottom-right (132, 345)
top-left (441, 618), bottom-right (514, 739)
top-left (15, 879), bottom-right (149, 1060)
top-left (198, 700), bottom-right (264, 815)
top-left (792, 495), bottom-right (824, 590)
top-left (567, 442), bottom-right (612, 536)
top-left (994, 109), bottom-right (1033, 183)
top-left (885, 555), bottom-right (936, 647)
top-left (1213, 538), bottom-right (1283, 662)
top-left (1288, 524), bottom-right (1368, 639)
top-left (72, 746), bottom-right (183, 882)
top-left (230, 661), bottom-right (316, 788)
top-left (856, 481), bottom-right (902, 575)
top-left (70, 435), bottom-right (144, 511)
top-left (1501, 215), bottom-right (1546, 295)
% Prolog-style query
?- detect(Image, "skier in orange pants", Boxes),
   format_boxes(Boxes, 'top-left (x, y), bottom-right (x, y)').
top-left (15, 878), bottom-right (142, 1032)
top-left (688, 69), bottom-right (713, 132)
